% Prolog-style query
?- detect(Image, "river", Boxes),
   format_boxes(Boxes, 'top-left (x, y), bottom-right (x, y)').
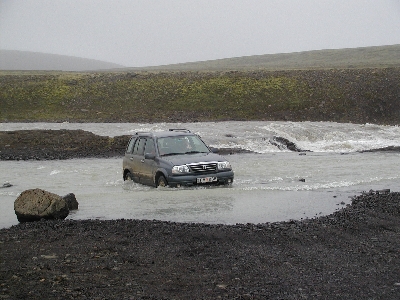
top-left (1, 121), bottom-right (399, 228)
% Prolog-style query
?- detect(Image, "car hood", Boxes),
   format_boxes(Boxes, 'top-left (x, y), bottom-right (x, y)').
top-left (161, 152), bottom-right (227, 165)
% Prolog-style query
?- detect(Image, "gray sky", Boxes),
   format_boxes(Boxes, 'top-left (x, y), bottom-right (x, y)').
top-left (1, 0), bottom-right (400, 67)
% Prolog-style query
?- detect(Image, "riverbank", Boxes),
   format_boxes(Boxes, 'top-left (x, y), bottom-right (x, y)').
top-left (2, 127), bottom-right (399, 161)
top-left (1, 190), bottom-right (399, 299)
top-left (0, 129), bottom-right (253, 161)
top-left (1, 68), bottom-right (400, 125)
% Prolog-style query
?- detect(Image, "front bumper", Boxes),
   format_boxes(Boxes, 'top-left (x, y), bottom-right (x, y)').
top-left (166, 170), bottom-right (234, 187)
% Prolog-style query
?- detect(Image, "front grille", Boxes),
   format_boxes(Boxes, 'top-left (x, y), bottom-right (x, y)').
top-left (188, 162), bottom-right (217, 173)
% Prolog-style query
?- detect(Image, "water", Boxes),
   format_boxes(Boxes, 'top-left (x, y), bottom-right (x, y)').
top-left (1, 121), bottom-right (400, 228)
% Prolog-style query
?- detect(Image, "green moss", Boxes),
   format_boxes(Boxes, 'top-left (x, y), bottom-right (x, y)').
top-left (0, 68), bottom-right (398, 124)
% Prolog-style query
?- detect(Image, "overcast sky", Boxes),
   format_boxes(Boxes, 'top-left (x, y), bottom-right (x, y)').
top-left (1, 0), bottom-right (400, 67)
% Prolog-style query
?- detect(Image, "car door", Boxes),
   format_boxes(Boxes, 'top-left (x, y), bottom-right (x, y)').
top-left (124, 137), bottom-right (138, 180)
top-left (126, 137), bottom-right (146, 182)
top-left (139, 138), bottom-right (157, 186)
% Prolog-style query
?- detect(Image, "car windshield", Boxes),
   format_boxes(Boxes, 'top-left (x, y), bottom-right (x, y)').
top-left (157, 135), bottom-right (210, 156)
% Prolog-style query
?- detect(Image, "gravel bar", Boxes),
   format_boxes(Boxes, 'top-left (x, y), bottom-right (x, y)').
top-left (1, 190), bottom-right (400, 299)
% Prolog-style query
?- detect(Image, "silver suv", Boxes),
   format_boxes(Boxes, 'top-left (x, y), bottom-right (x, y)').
top-left (123, 129), bottom-right (234, 187)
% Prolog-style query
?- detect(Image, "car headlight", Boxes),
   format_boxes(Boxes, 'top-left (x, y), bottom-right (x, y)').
top-left (217, 161), bottom-right (231, 170)
top-left (172, 165), bottom-right (190, 174)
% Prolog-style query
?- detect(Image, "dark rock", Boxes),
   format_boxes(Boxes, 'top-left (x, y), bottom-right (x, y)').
top-left (63, 193), bottom-right (79, 210)
top-left (14, 188), bottom-right (69, 222)
top-left (359, 146), bottom-right (400, 153)
top-left (216, 147), bottom-right (254, 155)
top-left (270, 136), bottom-right (309, 152)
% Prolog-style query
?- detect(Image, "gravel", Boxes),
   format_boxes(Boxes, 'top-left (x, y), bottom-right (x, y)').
top-left (1, 190), bottom-right (400, 299)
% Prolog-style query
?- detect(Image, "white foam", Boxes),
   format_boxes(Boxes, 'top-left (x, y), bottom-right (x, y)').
top-left (1, 121), bottom-right (400, 153)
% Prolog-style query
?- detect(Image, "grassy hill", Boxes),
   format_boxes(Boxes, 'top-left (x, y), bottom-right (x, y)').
top-left (1, 44), bottom-right (399, 72)
top-left (130, 44), bottom-right (400, 71)
top-left (0, 50), bottom-right (125, 71)
top-left (1, 45), bottom-right (399, 125)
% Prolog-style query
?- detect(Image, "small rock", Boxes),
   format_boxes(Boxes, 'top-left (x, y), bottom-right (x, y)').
top-left (41, 254), bottom-right (58, 259)
top-left (216, 284), bottom-right (227, 289)
top-left (1, 182), bottom-right (13, 188)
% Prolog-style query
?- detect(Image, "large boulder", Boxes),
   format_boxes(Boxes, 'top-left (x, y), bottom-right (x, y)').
top-left (14, 189), bottom-right (70, 222)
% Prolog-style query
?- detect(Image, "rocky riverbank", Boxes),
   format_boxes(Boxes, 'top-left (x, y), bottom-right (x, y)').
top-left (1, 127), bottom-right (399, 299)
top-left (0, 129), bottom-right (253, 161)
top-left (1, 129), bottom-right (399, 161)
top-left (0, 129), bottom-right (130, 160)
top-left (1, 190), bottom-right (399, 299)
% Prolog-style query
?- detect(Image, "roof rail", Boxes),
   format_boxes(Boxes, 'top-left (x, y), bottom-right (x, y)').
top-left (169, 129), bottom-right (191, 133)
top-left (135, 131), bottom-right (152, 135)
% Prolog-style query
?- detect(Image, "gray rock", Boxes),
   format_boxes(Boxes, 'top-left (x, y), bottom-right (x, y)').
top-left (63, 193), bottom-right (79, 210)
top-left (14, 188), bottom-right (69, 222)
top-left (1, 182), bottom-right (12, 188)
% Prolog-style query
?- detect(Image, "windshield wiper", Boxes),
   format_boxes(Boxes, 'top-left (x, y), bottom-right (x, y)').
top-left (184, 151), bottom-right (208, 154)
top-left (161, 152), bottom-right (184, 156)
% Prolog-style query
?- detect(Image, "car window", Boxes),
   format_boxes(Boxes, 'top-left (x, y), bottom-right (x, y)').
top-left (133, 138), bottom-right (146, 156)
top-left (144, 138), bottom-right (155, 155)
top-left (126, 137), bottom-right (136, 154)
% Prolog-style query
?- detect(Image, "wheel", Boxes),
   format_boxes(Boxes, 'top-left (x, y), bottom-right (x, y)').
top-left (124, 171), bottom-right (133, 181)
top-left (157, 175), bottom-right (168, 187)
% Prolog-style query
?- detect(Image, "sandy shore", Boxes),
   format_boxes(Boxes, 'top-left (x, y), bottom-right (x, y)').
top-left (1, 190), bottom-right (399, 299)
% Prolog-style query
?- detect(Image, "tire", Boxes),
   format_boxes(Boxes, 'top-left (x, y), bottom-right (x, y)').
top-left (157, 175), bottom-right (168, 187)
top-left (124, 171), bottom-right (133, 181)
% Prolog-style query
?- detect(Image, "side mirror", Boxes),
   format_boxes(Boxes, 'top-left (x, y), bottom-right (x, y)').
top-left (145, 153), bottom-right (156, 160)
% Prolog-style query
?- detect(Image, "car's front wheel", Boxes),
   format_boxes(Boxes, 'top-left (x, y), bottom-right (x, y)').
top-left (157, 175), bottom-right (168, 187)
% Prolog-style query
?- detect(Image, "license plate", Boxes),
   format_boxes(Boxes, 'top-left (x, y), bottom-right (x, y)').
top-left (197, 177), bottom-right (218, 183)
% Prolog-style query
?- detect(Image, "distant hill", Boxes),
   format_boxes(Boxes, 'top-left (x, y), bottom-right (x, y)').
top-left (131, 44), bottom-right (400, 71)
top-left (1, 45), bottom-right (399, 72)
top-left (0, 50), bottom-right (125, 71)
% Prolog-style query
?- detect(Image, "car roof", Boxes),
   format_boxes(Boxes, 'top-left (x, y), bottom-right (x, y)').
top-left (133, 129), bottom-right (196, 139)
